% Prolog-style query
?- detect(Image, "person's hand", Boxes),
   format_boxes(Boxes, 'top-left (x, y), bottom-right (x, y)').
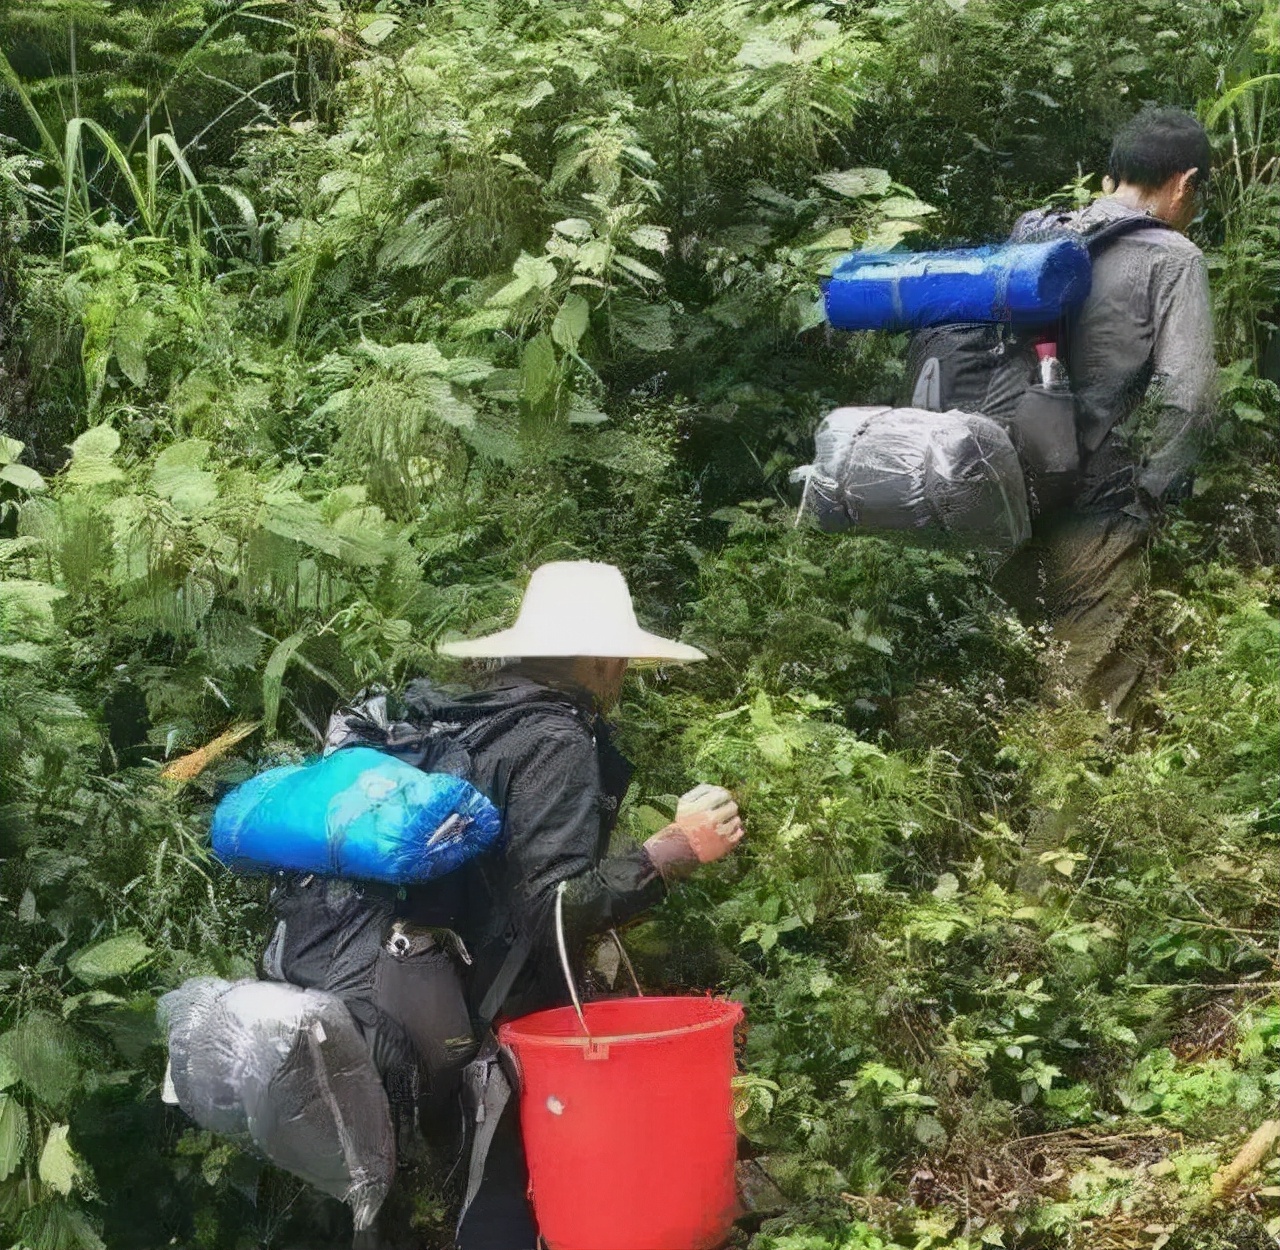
top-left (643, 784), bottom-right (745, 882)
top-left (674, 784), bottom-right (744, 861)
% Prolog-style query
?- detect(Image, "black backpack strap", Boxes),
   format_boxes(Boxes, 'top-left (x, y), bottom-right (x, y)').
top-left (1011, 206), bottom-right (1168, 255)
top-left (475, 928), bottom-right (536, 1030)
top-left (1082, 213), bottom-right (1170, 256)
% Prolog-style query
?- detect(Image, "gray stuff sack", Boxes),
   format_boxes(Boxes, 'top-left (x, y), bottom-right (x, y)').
top-left (792, 405), bottom-right (1032, 550)
top-left (159, 977), bottom-right (395, 1232)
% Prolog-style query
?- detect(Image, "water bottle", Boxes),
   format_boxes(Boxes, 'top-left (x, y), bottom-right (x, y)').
top-left (1035, 340), bottom-right (1069, 390)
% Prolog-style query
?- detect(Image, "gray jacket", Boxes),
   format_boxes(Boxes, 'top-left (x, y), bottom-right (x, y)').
top-left (1016, 197), bottom-right (1216, 510)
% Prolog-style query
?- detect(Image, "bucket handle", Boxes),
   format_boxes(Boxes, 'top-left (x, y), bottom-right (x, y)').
top-left (555, 880), bottom-right (590, 1036)
top-left (553, 882), bottom-right (646, 1039)
top-left (609, 928), bottom-right (644, 999)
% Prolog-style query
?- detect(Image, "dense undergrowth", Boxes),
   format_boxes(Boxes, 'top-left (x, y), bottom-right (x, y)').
top-left (0, 1), bottom-right (1278, 1248)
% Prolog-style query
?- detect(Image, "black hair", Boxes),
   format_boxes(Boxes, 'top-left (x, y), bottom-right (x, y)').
top-left (1108, 107), bottom-right (1212, 189)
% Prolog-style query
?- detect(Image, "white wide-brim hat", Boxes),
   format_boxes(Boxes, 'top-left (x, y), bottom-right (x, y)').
top-left (438, 561), bottom-right (706, 663)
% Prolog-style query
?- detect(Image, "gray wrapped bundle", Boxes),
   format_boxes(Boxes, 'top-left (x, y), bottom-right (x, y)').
top-left (159, 978), bottom-right (394, 1231)
top-left (794, 405), bottom-right (1031, 549)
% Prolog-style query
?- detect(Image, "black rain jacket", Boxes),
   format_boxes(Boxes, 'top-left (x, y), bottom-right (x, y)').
top-left (327, 676), bottom-right (666, 1024)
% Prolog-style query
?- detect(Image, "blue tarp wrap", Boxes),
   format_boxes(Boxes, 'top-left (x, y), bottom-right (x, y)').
top-left (823, 238), bottom-right (1093, 332)
top-left (211, 746), bottom-right (503, 884)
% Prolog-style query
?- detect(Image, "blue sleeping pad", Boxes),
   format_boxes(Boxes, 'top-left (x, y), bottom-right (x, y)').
top-left (211, 747), bottom-right (502, 884)
top-left (823, 238), bottom-right (1093, 332)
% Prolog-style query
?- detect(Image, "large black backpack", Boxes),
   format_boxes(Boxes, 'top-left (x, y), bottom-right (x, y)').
top-left (902, 211), bottom-right (1167, 514)
top-left (257, 686), bottom-right (586, 1148)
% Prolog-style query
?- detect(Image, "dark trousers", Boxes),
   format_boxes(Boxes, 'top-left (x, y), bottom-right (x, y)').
top-left (998, 505), bottom-right (1151, 715)
top-left (455, 1101), bottom-right (538, 1250)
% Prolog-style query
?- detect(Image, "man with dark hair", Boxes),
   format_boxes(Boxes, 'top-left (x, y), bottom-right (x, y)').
top-left (1002, 106), bottom-right (1216, 714)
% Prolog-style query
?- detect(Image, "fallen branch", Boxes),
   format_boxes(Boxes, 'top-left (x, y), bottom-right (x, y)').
top-left (1212, 1119), bottom-right (1280, 1200)
top-left (161, 721), bottom-right (261, 783)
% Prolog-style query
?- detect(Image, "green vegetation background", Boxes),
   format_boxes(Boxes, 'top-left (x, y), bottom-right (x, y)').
top-left (0, 1), bottom-right (1277, 1247)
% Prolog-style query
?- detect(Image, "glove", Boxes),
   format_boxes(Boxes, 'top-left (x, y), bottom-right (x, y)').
top-left (644, 784), bottom-right (745, 883)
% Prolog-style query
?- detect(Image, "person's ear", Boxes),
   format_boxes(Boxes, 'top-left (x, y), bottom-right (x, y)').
top-left (1163, 167), bottom-right (1200, 230)
top-left (1175, 167), bottom-right (1200, 202)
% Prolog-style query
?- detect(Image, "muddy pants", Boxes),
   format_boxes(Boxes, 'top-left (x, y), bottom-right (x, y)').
top-left (998, 505), bottom-right (1151, 715)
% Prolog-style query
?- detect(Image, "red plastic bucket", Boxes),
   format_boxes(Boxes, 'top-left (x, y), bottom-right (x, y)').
top-left (499, 996), bottom-right (743, 1250)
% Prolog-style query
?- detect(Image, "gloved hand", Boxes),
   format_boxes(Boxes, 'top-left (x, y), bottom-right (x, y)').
top-left (643, 784), bottom-right (745, 883)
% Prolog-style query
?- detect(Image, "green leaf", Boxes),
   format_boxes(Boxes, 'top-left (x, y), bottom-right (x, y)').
top-left (861, 219), bottom-right (926, 250)
top-left (612, 253), bottom-right (663, 284)
top-left (62, 991), bottom-right (125, 1018)
top-left (38, 1124), bottom-right (79, 1195)
top-left (0, 435), bottom-right (24, 465)
top-left (440, 355), bottom-right (495, 386)
top-left (567, 391), bottom-right (608, 424)
top-left (553, 218), bottom-right (594, 241)
top-left (519, 334), bottom-right (559, 407)
top-left (1206, 73), bottom-right (1280, 126)
top-left (424, 377), bottom-right (478, 430)
top-left (358, 14), bottom-right (398, 45)
top-left (372, 340), bottom-right (449, 378)
top-left (516, 79), bottom-right (555, 110)
top-left (551, 293), bottom-right (590, 352)
top-left (913, 1114), bottom-right (947, 1146)
top-left (0, 1013), bottom-right (81, 1111)
top-left (113, 302), bottom-right (156, 388)
top-left (259, 495), bottom-right (343, 556)
top-left (0, 580), bottom-right (66, 642)
top-left (489, 252), bottom-right (558, 307)
top-left (451, 308), bottom-right (510, 337)
top-left (489, 273), bottom-right (535, 308)
top-left (215, 183), bottom-right (260, 253)
top-left (735, 34), bottom-right (795, 69)
top-left (804, 227), bottom-right (853, 253)
top-left (0, 463), bottom-right (48, 492)
top-left (66, 932), bottom-right (153, 985)
top-left (262, 630), bottom-right (309, 736)
top-left (0, 635), bottom-right (52, 673)
top-left (65, 424), bottom-right (124, 487)
top-left (151, 440), bottom-right (216, 515)
top-left (613, 301), bottom-right (672, 353)
top-left (814, 167), bottom-right (892, 198)
top-left (628, 225), bottom-right (669, 255)
top-left (1234, 402), bottom-right (1267, 425)
top-left (0, 1094), bottom-right (28, 1181)
top-left (878, 195), bottom-right (937, 219)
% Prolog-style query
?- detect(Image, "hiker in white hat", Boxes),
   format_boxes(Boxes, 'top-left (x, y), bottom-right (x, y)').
top-left (327, 560), bottom-right (745, 1250)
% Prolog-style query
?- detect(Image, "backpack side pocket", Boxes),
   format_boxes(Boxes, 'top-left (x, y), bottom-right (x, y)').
top-left (1007, 386), bottom-right (1080, 514)
top-left (374, 923), bottom-right (478, 1109)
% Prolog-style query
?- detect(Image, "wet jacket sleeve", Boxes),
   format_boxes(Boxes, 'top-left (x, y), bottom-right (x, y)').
top-left (1135, 249), bottom-right (1217, 503)
top-left (503, 724), bottom-right (666, 948)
